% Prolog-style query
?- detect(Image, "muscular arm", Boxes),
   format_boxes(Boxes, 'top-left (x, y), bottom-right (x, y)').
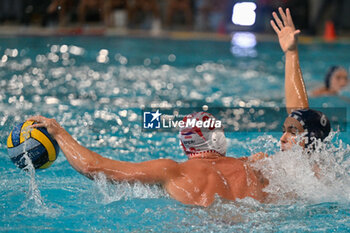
top-left (284, 49), bottom-right (308, 113)
top-left (271, 8), bottom-right (309, 114)
top-left (28, 116), bottom-right (180, 184)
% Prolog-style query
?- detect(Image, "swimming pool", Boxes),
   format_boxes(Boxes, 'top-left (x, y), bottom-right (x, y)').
top-left (1, 35), bottom-right (350, 232)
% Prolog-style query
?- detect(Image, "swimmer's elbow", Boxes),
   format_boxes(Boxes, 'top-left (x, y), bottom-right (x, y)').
top-left (79, 155), bottom-right (106, 178)
top-left (79, 162), bottom-right (99, 179)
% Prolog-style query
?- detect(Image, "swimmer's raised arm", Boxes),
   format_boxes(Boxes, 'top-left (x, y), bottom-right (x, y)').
top-left (28, 116), bottom-right (180, 184)
top-left (271, 8), bottom-right (309, 113)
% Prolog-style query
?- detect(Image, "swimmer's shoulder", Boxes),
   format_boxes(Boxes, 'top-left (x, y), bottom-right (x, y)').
top-left (311, 87), bottom-right (335, 97)
top-left (180, 157), bottom-right (245, 171)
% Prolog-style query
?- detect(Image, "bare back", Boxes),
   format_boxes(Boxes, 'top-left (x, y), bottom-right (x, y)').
top-left (164, 157), bottom-right (267, 206)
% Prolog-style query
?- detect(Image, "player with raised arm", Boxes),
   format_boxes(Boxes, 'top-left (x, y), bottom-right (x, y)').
top-left (27, 8), bottom-right (330, 207)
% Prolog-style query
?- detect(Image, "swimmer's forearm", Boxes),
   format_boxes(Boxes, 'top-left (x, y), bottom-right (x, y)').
top-left (53, 128), bottom-right (179, 183)
top-left (285, 49), bottom-right (309, 113)
top-left (54, 128), bottom-right (134, 180)
top-left (28, 115), bottom-right (124, 179)
top-left (53, 128), bottom-right (104, 177)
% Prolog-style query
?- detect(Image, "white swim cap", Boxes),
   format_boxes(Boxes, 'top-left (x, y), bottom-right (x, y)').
top-left (179, 112), bottom-right (226, 158)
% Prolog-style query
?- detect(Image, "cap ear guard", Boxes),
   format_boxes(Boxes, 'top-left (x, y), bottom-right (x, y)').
top-left (207, 130), bottom-right (227, 156)
top-left (179, 112), bottom-right (226, 158)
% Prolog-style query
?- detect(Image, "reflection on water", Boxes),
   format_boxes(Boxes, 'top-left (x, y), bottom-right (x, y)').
top-left (1, 37), bottom-right (350, 231)
top-left (231, 32), bottom-right (257, 57)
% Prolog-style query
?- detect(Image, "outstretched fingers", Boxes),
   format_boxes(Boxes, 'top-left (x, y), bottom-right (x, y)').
top-left (270, 20), bottom-right (280, 34)
top-left (27, 115), bottom-right (48, 128)
top-left (272, 8), bottom-right (300, 35)
top-left (278, 7), bottom-right (288, 26)
top-left (26, 116), bottom-right (61, 137)
top-left (27, 115), bottom-right (43, 122)
top-left (272, 11), bottom-right (283, 29)
top-left (286, 8), bottom-right (296, 29)
top-left (30, 123), bottom-right (46, 128)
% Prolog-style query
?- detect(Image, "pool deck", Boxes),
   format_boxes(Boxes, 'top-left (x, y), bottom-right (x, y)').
top-left (1, 25), bottom-right (350, 44)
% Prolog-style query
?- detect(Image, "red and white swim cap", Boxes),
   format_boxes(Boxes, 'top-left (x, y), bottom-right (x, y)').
top-left (179, 112), bottom-right (226, 158)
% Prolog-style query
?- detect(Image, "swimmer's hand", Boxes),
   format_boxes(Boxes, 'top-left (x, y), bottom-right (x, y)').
top-left (270, 8), bottom-right (301, 53)
top-left (27, 115), bottom-right (64, 138)
top-left (249, 152), bottom-right (268, 162)
top-left (238, 152), bottom-right (268, 163)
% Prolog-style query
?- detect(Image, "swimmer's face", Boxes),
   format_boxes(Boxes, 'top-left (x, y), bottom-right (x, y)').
top-left (280, 117), bottom-right (305, 151)
top-left (330, 69), bottom-right (348, 92)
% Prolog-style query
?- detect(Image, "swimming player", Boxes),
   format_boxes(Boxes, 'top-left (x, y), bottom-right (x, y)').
top-left (28, 8), bottom-right (330, 207)
top-left (311, 66), bottom-right (348, 97)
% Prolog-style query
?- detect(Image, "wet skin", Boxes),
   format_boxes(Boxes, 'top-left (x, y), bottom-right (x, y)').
top-left (164, 156), bottom-right (268, 206)
top-left (280, 117), bottom-right (305, 151)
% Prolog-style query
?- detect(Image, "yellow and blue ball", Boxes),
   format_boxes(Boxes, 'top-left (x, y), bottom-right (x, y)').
top-left (7, 121), bottom-right (59, 169)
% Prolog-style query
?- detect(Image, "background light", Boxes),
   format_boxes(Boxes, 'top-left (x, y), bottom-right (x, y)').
top-left (232, 2), bottom-right (257, 26)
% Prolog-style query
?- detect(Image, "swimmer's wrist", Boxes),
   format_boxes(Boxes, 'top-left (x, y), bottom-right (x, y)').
top-left (54, 127), bottom-right (65, 137)
top-left (285, 49), bottom-right (298, 55)
top-left (49, 123), bottom-right (66, 139)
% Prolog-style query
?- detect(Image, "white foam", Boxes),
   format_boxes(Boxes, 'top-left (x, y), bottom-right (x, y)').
top-left (91, 173), bottom-right (168, 205)
top-left (13, 151), bottom-right (62, 218)
top-left (250, 133), bottom-right (350, 204)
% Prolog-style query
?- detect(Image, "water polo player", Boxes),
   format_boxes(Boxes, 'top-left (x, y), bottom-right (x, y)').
top-left (269, 8), bottom-right (331, 152)
top-left (27, 8), bottom-right (331, 206)
top-left (311, 66), bottom-right (348, 97)
top-left (281, 109), bottom-right (330, 151)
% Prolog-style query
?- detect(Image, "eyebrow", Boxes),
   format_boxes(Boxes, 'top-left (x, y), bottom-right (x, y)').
top-left (283, 125), bottom-right (298, 131)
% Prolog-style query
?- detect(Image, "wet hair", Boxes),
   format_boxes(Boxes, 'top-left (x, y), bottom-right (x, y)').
top-left (325, 66), bottom-right (340, 89)
top-left (289, 109), bottom-right (331, 148)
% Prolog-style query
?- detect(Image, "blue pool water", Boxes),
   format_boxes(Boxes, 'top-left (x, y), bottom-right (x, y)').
top-left (1, 35), bottom-right (350, 232)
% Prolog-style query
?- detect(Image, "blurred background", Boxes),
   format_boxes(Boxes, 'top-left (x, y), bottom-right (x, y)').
top-left (0, 0), bottom-right (350, 37)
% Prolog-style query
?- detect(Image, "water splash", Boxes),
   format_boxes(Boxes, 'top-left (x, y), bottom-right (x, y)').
top-left (92, 173), bottom-right (168, 205)
top-left (250, 132), bottom-right (350, 204)
top-left (13, 153), bottom-right (62, 218)
top-left (187, 196), bottom-right (349, 232)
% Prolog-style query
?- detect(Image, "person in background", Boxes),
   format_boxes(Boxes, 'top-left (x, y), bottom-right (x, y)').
top-left (311, 66), bottom-right (348, 97)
